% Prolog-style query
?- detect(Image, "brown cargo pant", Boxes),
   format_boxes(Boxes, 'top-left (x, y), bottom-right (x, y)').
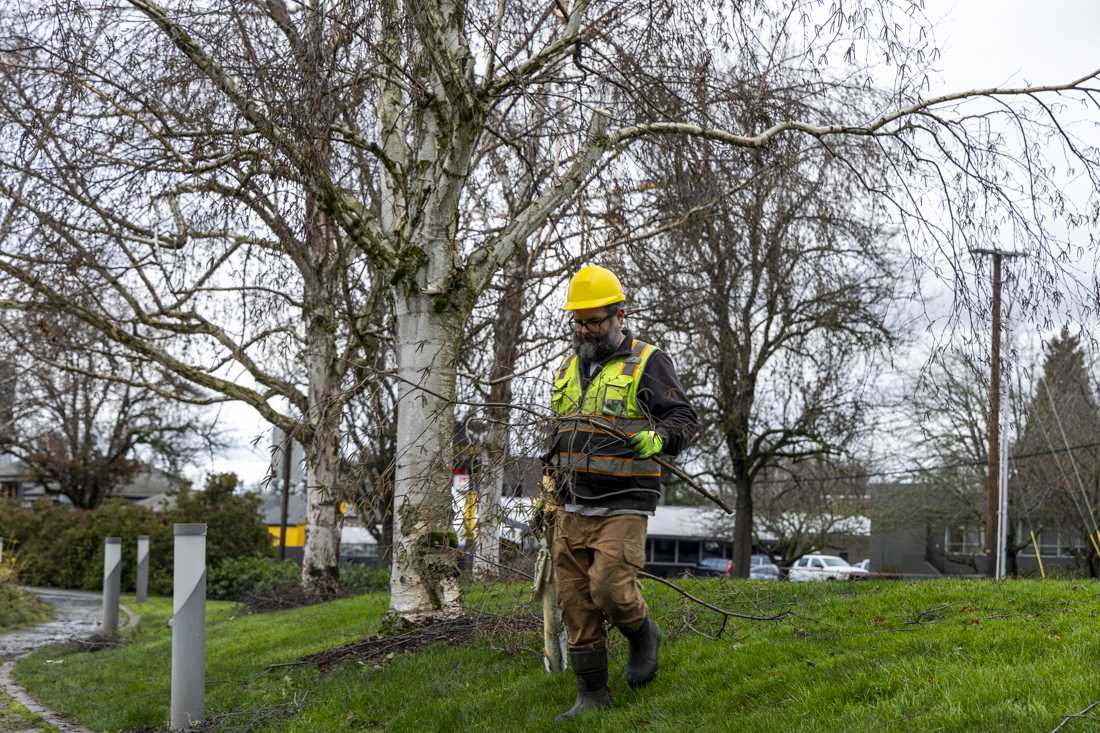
top-left (552, 511), bottom-right (649, 650)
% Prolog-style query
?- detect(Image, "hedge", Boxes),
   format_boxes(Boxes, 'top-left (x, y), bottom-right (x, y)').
top-left (0, 473), bottom-right (273, 595)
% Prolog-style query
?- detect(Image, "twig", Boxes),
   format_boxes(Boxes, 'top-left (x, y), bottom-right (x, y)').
top-left (1050, 700), bottom-right (1100, 732)
top-left (905, 602), bottom-right (953, 625)
top-left (638, 570), bottom-right (789, 622)
top-left (557, 415), bottom-right (734, 514)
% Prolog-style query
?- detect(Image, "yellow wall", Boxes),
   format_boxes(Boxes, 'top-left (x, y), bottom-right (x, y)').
top-left (267, 525), bottom-right (306, 547)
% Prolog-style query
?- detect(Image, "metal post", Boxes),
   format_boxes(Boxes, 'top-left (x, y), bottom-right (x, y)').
top-left (136, 535), bottom-right (150, 603)
top-left (101, 537), bottom-right (121, 636)
top-left (997, 428), bottom-right (1009, 578)
top-left (0, 536), bottom-right (4, 564)
top-left (170, 523), bottom-right (206, 731)
top-left (279, 430), bottom-right (292, 561)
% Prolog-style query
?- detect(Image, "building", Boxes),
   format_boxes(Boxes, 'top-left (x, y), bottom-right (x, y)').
top-left (867, 483), bottom-right (1084, 577)
top-left (0, 456), bottom-right (186, 506)
top-left (259, 491), bottom-right (309, 562)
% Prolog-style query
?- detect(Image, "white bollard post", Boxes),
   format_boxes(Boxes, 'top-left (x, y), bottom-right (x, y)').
top-left (136, 535), bottom-right (149, 603)
top-left (101, 537), bottom-right (121, 636)
top-left (170, 523), bottom-right (206, 731)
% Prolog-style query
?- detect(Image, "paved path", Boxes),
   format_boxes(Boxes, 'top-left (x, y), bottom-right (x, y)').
top-left (0, 589), bottom-right (105, 733)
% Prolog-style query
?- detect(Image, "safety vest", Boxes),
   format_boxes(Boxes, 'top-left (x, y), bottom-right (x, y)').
top-left (550, 339), bottom-right (661, 479)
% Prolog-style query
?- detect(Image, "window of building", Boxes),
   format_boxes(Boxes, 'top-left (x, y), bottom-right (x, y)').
top-left (0, 482), bottom-right (15, 499)
top-left (651, 539), bottom-right (676, 564)
top-left (677, 540), bottom-right (700, 565)
top-left (945, 526), bottom-right (983, 555)
top-left (1019, 524), bottom-right (1088, 558)
top-left (701, 540), bottom-right (725, 560)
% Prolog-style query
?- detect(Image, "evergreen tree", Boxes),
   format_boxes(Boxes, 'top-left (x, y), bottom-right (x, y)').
top-left (1013, 328), bottom-right (1100, 576)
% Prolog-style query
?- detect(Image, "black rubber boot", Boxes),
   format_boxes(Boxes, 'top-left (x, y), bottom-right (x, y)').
top-left (621, 616), bottom-right (661, 687)
top-left (555, 647), bottom-right (612, 721)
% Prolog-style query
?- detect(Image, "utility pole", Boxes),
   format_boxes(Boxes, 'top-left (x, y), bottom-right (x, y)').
top-left (971, 248), bottom-right (1024, 578)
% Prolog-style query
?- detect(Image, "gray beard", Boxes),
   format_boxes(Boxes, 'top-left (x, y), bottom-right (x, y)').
top-left (576, 330), bottom-right (621, 363)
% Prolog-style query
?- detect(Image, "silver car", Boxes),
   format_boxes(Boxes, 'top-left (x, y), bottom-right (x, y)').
top-left (750, 554), bottom-right (781, 580)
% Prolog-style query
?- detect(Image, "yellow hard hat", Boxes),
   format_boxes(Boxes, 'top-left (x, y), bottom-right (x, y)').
top-left (562, 265), bottom-right (625, 311)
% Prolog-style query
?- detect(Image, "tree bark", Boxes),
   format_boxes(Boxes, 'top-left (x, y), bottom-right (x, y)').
top-left (731, 466), bottom-right (754, 578)
top-left (299, 192), bottom-right (345, 593)
top-left (389, 293), bottom-right (465, 621)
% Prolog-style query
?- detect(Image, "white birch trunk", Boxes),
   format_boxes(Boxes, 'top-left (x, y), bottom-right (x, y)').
top-left (389, 293), bottom-right (465, 621)
top-left (299, 204), bottom-right (344, 594)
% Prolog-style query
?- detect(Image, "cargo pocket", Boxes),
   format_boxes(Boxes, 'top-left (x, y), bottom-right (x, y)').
top-left (621, 518), bottom-right (647, 571)
top-left (601, 374), bottom-right (633, 417)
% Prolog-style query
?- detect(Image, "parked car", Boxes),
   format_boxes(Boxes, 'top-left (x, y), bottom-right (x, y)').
top-left (788, 554), bottom-right (870, 582)
top-left (694, 557), bottom-right (733, 577)
top-left (750, 554), bottom-right (781, 580)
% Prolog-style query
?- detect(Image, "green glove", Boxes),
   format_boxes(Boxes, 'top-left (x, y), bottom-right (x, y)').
top-left (629, 430), bottom-right (664, 459)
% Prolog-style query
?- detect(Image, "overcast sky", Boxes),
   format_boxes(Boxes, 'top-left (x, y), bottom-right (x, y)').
top-left (190, 1), bottom-right (1100, 489)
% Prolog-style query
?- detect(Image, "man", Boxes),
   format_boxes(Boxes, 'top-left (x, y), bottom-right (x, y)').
top-left (546, 264), bottom-right (698, 720)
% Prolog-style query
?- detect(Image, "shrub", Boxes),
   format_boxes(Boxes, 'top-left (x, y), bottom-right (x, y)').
top-left (207, 556), bottom-right (300, 602)
top-left (340, 563), bottom-right (390, 594)
top-left (0, 472), bottom-right (274, 595)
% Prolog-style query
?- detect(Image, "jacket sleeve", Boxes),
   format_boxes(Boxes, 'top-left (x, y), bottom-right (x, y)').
top-left (635, 350), bottom-right (699, 456)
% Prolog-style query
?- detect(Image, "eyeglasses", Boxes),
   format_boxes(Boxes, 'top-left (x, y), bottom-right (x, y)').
top-left (571, 312), bottom-right (615, 331)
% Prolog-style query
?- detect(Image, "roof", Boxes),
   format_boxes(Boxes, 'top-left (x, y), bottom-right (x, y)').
top-left (135, 492), bottom-right (176, 512)
top-left (115, 466), bottom-right (187, 499)
top-left (0, 458), bottom-right (185, 501)
top-left (648, 505), bottom-right (728, 539)
top-left (647, 505), bottom-right (870, 541)
top-left (342, 526), bottom-right (379, 545)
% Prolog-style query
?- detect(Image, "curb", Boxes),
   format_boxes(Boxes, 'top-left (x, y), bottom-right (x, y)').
top-left (0, 660), bottom-right (91, 733)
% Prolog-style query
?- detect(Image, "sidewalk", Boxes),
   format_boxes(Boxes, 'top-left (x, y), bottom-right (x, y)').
top-left (0, 588), bottom-right (135, 733)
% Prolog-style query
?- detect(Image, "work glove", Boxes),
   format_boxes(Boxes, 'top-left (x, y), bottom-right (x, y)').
top-left (629, 430), bottom-right (664, 459)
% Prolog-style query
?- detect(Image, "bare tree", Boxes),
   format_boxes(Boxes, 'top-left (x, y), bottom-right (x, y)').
top-left (750, 459), bottom-right (870, 569)
top-left (625, 66), bottom-right (900, 576)
top-left (1, 312), bottom-right (214, 508)
top-left (0, 3), bottom-right (387, 593)
top-left (884, 345), bottom-right (1048, 574)
top-left (1, 1), bottom-right (1099, 622)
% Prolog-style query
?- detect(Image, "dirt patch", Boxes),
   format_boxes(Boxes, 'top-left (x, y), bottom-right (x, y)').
top-left (297, 612), bottom-right (541, 672)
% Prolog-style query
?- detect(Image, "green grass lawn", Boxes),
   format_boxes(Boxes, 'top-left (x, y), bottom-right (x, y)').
top-left (13, 580), bottom-right (1100, 732)
top-left (0, 582), bottom-right (51, 632)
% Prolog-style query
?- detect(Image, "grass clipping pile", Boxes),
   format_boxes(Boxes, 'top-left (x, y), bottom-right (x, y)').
top-left (297, 612), bottom-right (541, 672)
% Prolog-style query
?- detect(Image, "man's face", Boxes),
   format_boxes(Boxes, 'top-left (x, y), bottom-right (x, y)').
top-left (571, 306), bottom-right (623, 361)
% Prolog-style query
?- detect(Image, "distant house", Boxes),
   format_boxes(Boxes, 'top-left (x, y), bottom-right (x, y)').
top-left (645, 505), bottom-right (735, 575)
top-left (0, 455), bottom-right (186, 507)
top-left (868, 483), bottom-right (1082, 577)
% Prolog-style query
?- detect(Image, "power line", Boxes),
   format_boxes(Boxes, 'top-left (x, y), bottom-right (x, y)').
top-left (705, 437), bottom-right (1100, 487)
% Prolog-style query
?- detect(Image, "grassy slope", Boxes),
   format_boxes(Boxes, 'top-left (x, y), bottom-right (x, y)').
top-left (14, 580), bottom-right (1100, 733)
top-left (0, 583), bottom-right (51, 632)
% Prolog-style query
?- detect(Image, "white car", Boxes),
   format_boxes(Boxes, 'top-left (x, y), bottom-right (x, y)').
top-left (788, 554), bottom-right (870, 582)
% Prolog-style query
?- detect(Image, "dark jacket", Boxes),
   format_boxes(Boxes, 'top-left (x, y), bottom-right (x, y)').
top-left (550, 330), bottom-right (698, 512)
